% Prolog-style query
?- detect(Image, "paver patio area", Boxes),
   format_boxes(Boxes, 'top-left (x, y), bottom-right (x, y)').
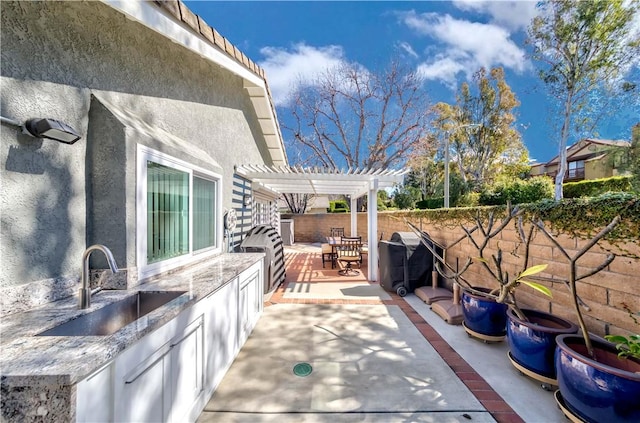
top-left (198, 244), bottom-right (564, 423)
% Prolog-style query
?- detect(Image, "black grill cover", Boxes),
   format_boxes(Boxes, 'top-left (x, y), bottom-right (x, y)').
top-left (240, 225), bottom-right (286, 293)
top-left (378, 241), bottom-right (407, 292)
top-left (378, 232), bottom-right (433, 293)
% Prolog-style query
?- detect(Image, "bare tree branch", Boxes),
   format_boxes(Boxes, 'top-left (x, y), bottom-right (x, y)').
top-left (282, 59), bottom-right (431, 171)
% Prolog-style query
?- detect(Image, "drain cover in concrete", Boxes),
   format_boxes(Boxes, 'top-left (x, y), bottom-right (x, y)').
top-left (293, 362), bottom-right (312, 377)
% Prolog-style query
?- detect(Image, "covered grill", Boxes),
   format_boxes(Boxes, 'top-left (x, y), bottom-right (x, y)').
top-left (240, 225), bottom-right (286, 293)
top-left (378, 232), bottom-right (434, 296)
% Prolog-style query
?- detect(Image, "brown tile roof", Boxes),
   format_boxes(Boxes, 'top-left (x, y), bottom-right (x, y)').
top-left (541, 138), bottom-right (630, 166)
top-left (153, 0), bottom-right (265, 82)
top-left (151, 0), bottom-right (287, 166)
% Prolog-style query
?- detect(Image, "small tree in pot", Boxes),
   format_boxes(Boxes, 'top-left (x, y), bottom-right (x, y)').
top-left (535, 215), bottom-right (640, 423)
top-left (409, 205), bottom-right (578, 386)
top-left (410, 205), bottom-right (555, 341)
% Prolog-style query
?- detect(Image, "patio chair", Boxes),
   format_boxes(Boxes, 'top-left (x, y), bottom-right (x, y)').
top-left (337, 237), bottom-right (362, 276)
top-left (330, 227), bottom-right (345, 237)
top-left (321, 243), bottom-right (335, 268)
top-left (359, 243), bottom-right (368, 265)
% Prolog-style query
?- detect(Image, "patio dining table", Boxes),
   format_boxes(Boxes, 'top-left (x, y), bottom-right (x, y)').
top-left (325, 236), bottom-right (363, 269)
top-left (325, 236), bottom-right (363, 247)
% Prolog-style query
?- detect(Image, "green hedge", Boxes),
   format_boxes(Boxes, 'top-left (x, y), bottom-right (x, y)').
top-left (394, 192), bottom-right (640, 245)
top-left (328, 200), bottom-right (349, 213)
top-left (416, 197), bottom-right (444, 209)
top-left (479, 177), bottom-right (554, 205)
top-left (563, 176), bottom-right (632, 198)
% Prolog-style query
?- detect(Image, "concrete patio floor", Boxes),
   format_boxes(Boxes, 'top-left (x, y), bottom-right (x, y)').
top-left (198, 244), bottom-right (565, 423)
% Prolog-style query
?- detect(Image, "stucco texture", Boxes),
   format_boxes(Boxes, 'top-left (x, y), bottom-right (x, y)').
top-left (1, 1), bottom-right (270, 289)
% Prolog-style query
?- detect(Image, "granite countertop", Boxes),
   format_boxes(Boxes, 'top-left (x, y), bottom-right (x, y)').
top-left (0, 253), bottom-right (264, 387)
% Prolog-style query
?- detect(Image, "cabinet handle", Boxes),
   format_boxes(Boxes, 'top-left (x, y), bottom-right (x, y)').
top-left (240, 271), bottom-right (259, 288)
top-left (124, 344), bottom-right (170, 384)
top-left (123, 317), bottom-right (203, 383)
top-left (170, 319), bottom-right (203, 348)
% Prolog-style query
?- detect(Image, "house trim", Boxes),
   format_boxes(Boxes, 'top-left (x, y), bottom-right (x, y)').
top-left (103, 0), bottom-right (287, 166)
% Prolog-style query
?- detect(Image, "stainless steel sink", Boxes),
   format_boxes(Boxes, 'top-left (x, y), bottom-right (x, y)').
top-left (37, 291), bottom-right (186, 336)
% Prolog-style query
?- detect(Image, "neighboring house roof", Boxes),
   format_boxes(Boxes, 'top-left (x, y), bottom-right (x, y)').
top-left (532, 138), bottom-right (630, 167)
top-left (105, 0), bottom-right (287, 166)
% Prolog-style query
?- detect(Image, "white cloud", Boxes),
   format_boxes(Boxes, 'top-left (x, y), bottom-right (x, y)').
top-left (416, 55), bottom-right (467, 88)
top-left (399, 11), bottom-right (529, 86)
top-left (259, 43), bottom-right (347, 106)
top-left (452, 0), bottom-right (538, 31)
top-left (398, 41), bottom-right (419, 58)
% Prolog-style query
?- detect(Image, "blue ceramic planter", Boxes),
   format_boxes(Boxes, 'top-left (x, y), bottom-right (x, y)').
top-left (507, 308), bottom-right (577, 378)
top-left (461, 287), bottom-right (507, 337)
top-left (556, 334), bottom-right (640, 423)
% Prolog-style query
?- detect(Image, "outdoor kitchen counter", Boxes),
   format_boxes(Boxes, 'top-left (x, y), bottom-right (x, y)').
top-left (0, 253), bottom-right (264, 388)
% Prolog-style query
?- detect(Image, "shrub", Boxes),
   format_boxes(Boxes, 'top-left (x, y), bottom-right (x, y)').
top-left (563, 175), bottom-right (633, 198)
top-left (328, 200), bottom-right (349, 213)
top-left (392, 186), bottom-right (421, 210)
top-left (393, 192), bottom-right (416, 210)
top-left (416, 197), bottom-right (444, 209)
top-left (456, 192), bottom-right (480, 207)
top-left (479, 176), bottom-right (554, 205)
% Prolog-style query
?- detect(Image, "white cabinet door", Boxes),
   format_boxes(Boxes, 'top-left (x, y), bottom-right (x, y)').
top-left (238, 260), bottom-right (263, 347)
top-left (76, 362), bottom-right (113, 422)
top-left (116, 343), bottom-right (171, 422)
top-left (238, 278), bottom-right (250, 346)
top-left (202, 277), bottom-right (238, 394)
top-left (113, 314), bottom-right (204, 423)
top-left (168, 317), bottom-right (204, 423)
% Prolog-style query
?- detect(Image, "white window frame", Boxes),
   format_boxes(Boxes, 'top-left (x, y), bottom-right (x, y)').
top-left (137, 145), bottom-right (223, 279)
top-left (253, 186), bottom-right (278, 227)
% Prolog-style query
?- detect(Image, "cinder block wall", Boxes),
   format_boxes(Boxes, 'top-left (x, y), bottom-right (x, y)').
top-left (285, 212), bottom-right (639, 337)
top-left (281, 213), bottom-right (370, 241)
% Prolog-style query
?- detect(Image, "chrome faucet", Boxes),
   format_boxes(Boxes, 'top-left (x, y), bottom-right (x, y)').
top-left (79, 244), bottom-right (119, 309)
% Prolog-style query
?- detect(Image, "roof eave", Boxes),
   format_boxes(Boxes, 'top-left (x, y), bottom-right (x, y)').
top-left (102, 0), bottom-right (287, 166)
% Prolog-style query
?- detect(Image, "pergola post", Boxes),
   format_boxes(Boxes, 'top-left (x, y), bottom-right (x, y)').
top-left (234, 165), bottom-right (407, 283)
top-left (368, 179), bottom-right (378, 282)
top-left (350, 196), bottom-right (357, 236)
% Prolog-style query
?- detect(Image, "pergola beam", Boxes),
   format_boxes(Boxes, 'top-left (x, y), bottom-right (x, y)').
top-left (235, 164), bottom-right (408, 282)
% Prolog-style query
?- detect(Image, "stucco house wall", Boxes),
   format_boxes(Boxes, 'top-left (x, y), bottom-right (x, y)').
top-left (530, 138), bottom-right (629, 182)
top-left (1, 1), bottom-right (279, 310)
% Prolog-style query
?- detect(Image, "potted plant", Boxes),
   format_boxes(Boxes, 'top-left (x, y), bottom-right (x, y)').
top-left (503, 213), bottom-right (578, 388)
top-left (455, 207), bottom-right (565, 345)
top-left (535, 215), bottom-right (640, 423)
top-left (410, 206), bottom-right (578, 384)
top-left (506, 307), bottom-right (578, 388)
top-left (412, 206), bottom-right (564, 342)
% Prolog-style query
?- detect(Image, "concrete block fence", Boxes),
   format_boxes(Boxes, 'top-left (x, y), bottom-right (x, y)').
top-left (283, 212), bottom-right (639, 337)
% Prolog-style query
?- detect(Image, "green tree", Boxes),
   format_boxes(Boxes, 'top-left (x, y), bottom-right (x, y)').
top-left (377, 189), bottom-right (390, 210)
top-left (528, 0), bottom-right (640, 200)
top-left (391, 186), bottom-right (421, 210)
top-left (431, 67), bottom-right (528, 191)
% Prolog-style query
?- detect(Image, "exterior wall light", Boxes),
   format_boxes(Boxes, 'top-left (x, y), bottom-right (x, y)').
top-left (1, 116), bottom-right (81, 144)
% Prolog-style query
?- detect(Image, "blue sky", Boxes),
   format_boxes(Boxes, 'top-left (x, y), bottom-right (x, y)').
top-left (184, 1), bottom-right (639, 164)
